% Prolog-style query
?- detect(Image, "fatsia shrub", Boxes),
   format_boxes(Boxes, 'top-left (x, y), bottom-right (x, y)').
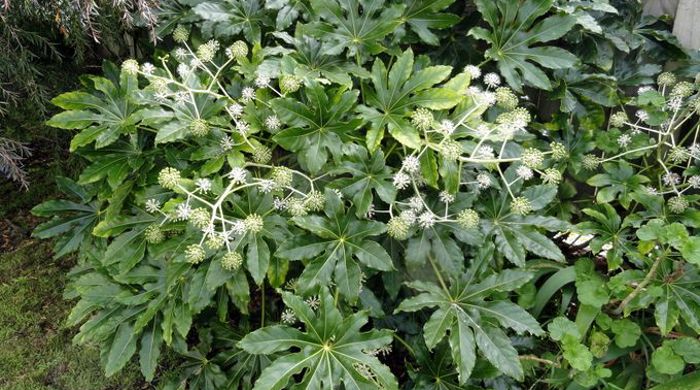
top-left (33, 0), bottom-right (700, 389)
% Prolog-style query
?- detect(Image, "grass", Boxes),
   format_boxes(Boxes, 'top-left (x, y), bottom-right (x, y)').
top-left (0, 240), bottom-right (147, 390)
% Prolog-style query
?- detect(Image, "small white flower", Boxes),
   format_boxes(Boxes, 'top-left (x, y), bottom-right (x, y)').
top-left (175, 203), bottom-right (192, 220)
top-left (255, 73), bottom-right (271, 88)
top-left (145, 199), bottom-right (161, 213)
top-left (638, 86), bottom-right (654, 95)
top-left (663, 172), bottom-right (681, 187)
top-left (227, 103), bottom-right (244, 117)
top-left (468, 86), bottom-right (482, 95)
top-left (438, 119), bottom-right (456, 135)
top-left (305, 296), bottom-right (321, 310)
top-left (174, 48), bottom-right (188, 61)
top-left (483, 73), bottom-right (501, 88)
top-left (474, 145), bottom-right (495, 159)
top-left (264, 115), bottom-right (281, 131)
top-left (635, 110), bottom-right (649, 122)
top-left (516, 165), bottom-right (534, 180)
top-left (236, 120), bottom-right (250, 135)
top-left (231, 220), bottom-right (247, 235)
top-left (259, 179), bottom-right (276, 193)
top-left (408, 196), bottom-right (424, 211)
top-left (141, 62), bottom-right (155, 75)
top-left (464, 65), bottom-right (481, 79)
top-left (690, 143), bottom-right (700, 158)
top-left (617, 133), bottom-right (632, 148)
top-left (202, 224), bottom-right (216, 237)
top-left (174, 91), bottom-right (189, 104)
top-left (667, 96), bottom-right (683, 111)
top-left (195, 178), bottom-right (212, 193)
top-left (176, 63), bottom-right (190, 78)
top-left (281, 309), bottom-right (296, 324)
top-left (241, 87), bottom-right (255, 102)
top-left (228, 167), bottom-right (248, 184)
top-left (477, 91), bottom-right (497, 107)
top-left (439, 191), bottom-right (454, 203)
top-left (273, 197), bottom-right (287, 210)
top-left (688, 176), bottom-right (700, 189)
top-left (477, 173), bottom-right (491, 189)
top-left (400, 210), bottom-right (417, 224)
top-left (475, 124), bottom-right (491, 138)
top-left (417, 212), bottom-right (435, 229)
top-left (402, 156), bottom-right (420, 173)
top-left (220, 135), bottom-right (234, 151)
top-left (645, 186), bottom-right (658, 195)
top-left (393, 172), bottom-right (410, 189)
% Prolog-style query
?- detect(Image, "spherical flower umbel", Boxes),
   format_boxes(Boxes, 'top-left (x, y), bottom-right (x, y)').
top-left (393, 172), bottom-right (411, 190)
top-left (145, 199), bottom-right (161, 213)
top-left (669, 147), bottom-right (689, 164)
top-left (438, 119), bottom-right (456, 136)
top-left (271, 166), bottom-right (293, 187)
top-left (158, 167), bottom-right (181, 190)
top-left (264, 115), bottom-right (281, 132)
top-left (671, 81), bottom-right (694, 98)
top-left (144, 224), bottom-right (164, 244)
top-left (440, 139), bottom-right (463, 160)
top-left (476, 173), bottom-right (491, 189)
top-left (457, 209), bottom-right (480, 229)
top-left (279, 75), bottom-right (301, 94)
top-left (550, 142), bottom-right (568, 160)
top-left (241, 87), bottom-right (255, 102)
top-left (663, 172), bottom-right (681, 187)
top-left (657, 72), bottom-right (677, 87)
top-left (197, 40), bottom-right (220, 63)
top-left (582, 154), bottom-right (601, 170)
top-left (206, 235), bottom-right (225, 250)
top-left (244, 214), bottom-right (264, 233)
top-left (609, 111), bottom-right (628, 128)
top-left (195, 178), bottom-right (212, 193)
top-left (483, 73), bottom-right (501, 88)
top-left (495, 87), bottom-right (518, 110)
top-left (617, 133), bottom-right (632, 148)
top-left (172, 25), bottom-right (189, 43)
top-left (510, 196), bottom-right (533, 216)
top-left (516, 165), bottom-right (534, 181)
top-left (189, 208), bottom-right (211, 229)
top-left (417, 211), bottom-right (436, 229)
top-left (226, 40), bottom-right (248, 59)
top-left (141, 62), bottom-right (155, 75)
top-left (190, 119), bottom-right (210, 137)
top-left (402, 156), bottom-right (420, 173)
top-left (304, 190), bottom-right (326, 211)
top-left (521, 148), bottom-right (544, 169)
top-left (185, 244), bottom-right (206, 264)
top-left (411, 108), bottom-right (433, 131)
top-left (387, 216), bottom-right (411, 240)
top-left (668, 195), bottom-right (689, 214)
top-left (286, 198), bottom-right (308, 217)
top-left (688, 175), bottom-right (700, 189)
top-left (252, 145), bottom-right (272, 164)
top-left (255, 73), bottom-right (271, 88)
top-left (221, 252), bottom-right (243, 271)
top-left (439, 191), bottom-right (455, 204)
top-left (542, 168), bottom-right (562, 186)
top-left (228, 167), bottom-right (248, 184)
top-left (464, 65), bottom-right (481, 79)
top-left (121, 59), bottom-right (139, 75)
top-left (227, 103), bottom-right (244, 118)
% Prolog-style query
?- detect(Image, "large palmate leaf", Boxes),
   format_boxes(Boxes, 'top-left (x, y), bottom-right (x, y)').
top-left (275, 33), bottom-right (370, 87)
top-left (359, 49), bottom-right (462, 151)
top-left (397, 0), bottom-right (459, 45)
top-left (277, 190), bottom-right (393, 298)
top-left (192, 0), bottom-right (269, 42)
top-left (469, 0), bottom-right (578, 91)
top-left (47, 68), bottom-right (147, 151)
top-left (481, 188), bottom-right (568, 266)
top-left (330, 147), bottom-right (396, 218)
top-left (31, 177), bottom-right (101, 258)
top-left (239, 287), bottom-right (398, 390)
top-left (271, 82), bottom-right (362, 173)
top-left (302, 0), bottom-right (403, 60)
top-left (396, 263), bottom-right (544, 382)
